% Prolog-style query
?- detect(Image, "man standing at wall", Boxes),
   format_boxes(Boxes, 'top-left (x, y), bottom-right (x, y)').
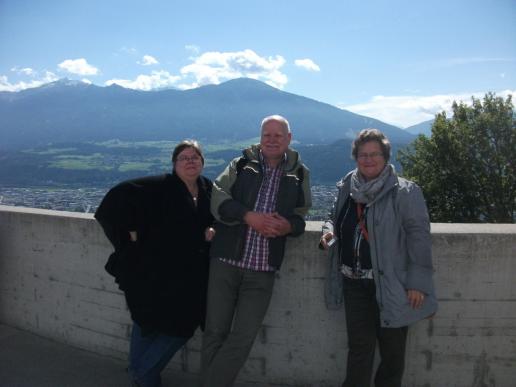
top-left (201, 115), bottom-right (312, 387)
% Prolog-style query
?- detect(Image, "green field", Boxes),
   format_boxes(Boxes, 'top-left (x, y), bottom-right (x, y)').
top-left (49, 154), bottom-right (114, 170)
top-left (18, 140), bottom-right (251, 179)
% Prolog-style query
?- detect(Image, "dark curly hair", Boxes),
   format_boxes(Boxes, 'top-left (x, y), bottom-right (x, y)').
top-left (171, 139), bottom-right (205, 166)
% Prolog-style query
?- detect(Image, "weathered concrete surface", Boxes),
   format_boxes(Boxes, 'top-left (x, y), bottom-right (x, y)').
top-left (0, 205), bottom-right (515, 386)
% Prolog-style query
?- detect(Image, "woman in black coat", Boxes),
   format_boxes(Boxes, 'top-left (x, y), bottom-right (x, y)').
top-left (95, 140), bottom-right (214, 387)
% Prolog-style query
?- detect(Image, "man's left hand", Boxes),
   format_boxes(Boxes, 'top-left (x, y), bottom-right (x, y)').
top-left (267, 213), bottom-right (292, 237)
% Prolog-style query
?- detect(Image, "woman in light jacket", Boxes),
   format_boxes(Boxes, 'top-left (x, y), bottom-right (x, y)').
top-left (320, 128), bottom-right (437, 387)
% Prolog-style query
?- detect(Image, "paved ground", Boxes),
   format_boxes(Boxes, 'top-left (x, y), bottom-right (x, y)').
top-left (0, 324), bottom-right (263, 387)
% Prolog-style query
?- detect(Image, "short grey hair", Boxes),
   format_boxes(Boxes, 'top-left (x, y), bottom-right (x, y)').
top-left (260, 115), bottom-right (291, 133)
top-left (351, 128), bottom-right (391, 161)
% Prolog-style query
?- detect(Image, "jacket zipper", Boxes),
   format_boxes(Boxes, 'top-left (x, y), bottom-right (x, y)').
top-left (371, 205), bottom-right (384, 310)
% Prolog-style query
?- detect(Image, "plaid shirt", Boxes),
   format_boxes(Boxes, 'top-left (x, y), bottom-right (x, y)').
top-left (222, 152), bottom-right (285, 272)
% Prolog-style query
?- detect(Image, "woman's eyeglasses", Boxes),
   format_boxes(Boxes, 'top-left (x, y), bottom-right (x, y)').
top-left (177, 155), bottom-right (201, 163)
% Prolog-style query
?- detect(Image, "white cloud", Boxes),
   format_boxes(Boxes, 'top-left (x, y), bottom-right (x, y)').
top-left (4, 49), bottom-right (288, 92)
top-left (58, 58), bottom-right (99, 75)
top-left (0, 71), bottom-right (59, 92)
top-left (105, 70), bottom-right (181, 91)
top-left (179, 49), bottom-right (288, 89)
top-left (139, 55), bottom-right (159, 66)
top-left (340, 90), bottom-right (516, 128)
top-left (11, 67), bottom-right (35, 76)
top-left (118, 47), bottom-right (138, 55)
top-left (294, 58), bottom-right (320, 72)
top-left (185, 45), bottom-right (200, 55)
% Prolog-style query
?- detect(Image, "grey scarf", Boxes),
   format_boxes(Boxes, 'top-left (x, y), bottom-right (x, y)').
top-left (350, 164), bottom-right (394, 204)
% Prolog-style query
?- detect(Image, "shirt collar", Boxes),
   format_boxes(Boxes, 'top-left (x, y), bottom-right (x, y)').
top-left (259, 150), bottom-right (287, 169)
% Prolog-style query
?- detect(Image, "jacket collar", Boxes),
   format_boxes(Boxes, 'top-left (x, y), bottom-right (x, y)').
top-left (166, 172), bottom-right (209, 193)
top-left (243, 144), bottom-right (301, 173)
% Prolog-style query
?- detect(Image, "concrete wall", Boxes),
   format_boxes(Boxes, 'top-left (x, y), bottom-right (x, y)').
top-left (0, 204), bottom-right (515, 386)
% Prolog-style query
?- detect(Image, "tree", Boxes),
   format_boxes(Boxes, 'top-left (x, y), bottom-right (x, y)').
top-left (398, 93), bottom-right (515, 223)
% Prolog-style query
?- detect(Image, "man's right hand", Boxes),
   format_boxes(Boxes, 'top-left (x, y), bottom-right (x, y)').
top-left (244, 211), bottom-right (282, 238)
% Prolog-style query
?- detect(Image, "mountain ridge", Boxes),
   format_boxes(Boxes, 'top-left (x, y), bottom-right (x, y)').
top-left (405, 119), bottom-right (434, 136)
top-left (0, 77), bottom-right (415, 149)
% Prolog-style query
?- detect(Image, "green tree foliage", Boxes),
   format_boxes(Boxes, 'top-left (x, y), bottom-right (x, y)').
top-left (398, 93), bottom-right (516, 223)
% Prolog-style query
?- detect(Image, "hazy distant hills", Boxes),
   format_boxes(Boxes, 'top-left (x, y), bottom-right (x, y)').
top-left (0, 78), bottom-right (415, 149)
top-left (405, 119), bottom-right (434, 136)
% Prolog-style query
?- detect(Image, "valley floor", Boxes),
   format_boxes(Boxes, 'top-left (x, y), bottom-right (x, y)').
top-left (0, 185), bottom-right (336, 221)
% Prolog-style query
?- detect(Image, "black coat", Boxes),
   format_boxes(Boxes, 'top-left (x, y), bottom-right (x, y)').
top-left (95, 173), bottom-right (213, 337)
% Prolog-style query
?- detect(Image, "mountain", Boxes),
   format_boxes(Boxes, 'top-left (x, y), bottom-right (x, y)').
top-left (405, 119), bottom-right (434, 136)
top-left (0, 78), bottom-right (414, 149)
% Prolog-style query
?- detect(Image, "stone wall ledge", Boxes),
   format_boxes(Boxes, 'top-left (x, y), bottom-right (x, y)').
top-left (1, 205), bottom-right (515, 386)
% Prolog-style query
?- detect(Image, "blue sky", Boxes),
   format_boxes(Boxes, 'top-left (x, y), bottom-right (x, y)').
top-left (1, 0), bottom-right (515, 127)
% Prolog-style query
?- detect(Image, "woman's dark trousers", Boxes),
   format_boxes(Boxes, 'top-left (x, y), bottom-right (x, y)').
top-left (342, 278), bottom-right (408, 387)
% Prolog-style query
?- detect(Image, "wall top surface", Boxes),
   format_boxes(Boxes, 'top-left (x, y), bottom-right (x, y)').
top-left (1, 205), bottom-right (516, 235)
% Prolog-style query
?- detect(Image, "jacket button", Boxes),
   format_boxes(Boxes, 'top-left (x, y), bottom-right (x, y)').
top-left (378, 270), bottom-right (384, 275)
top-left (384, 320), bottom-right (390, 326)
